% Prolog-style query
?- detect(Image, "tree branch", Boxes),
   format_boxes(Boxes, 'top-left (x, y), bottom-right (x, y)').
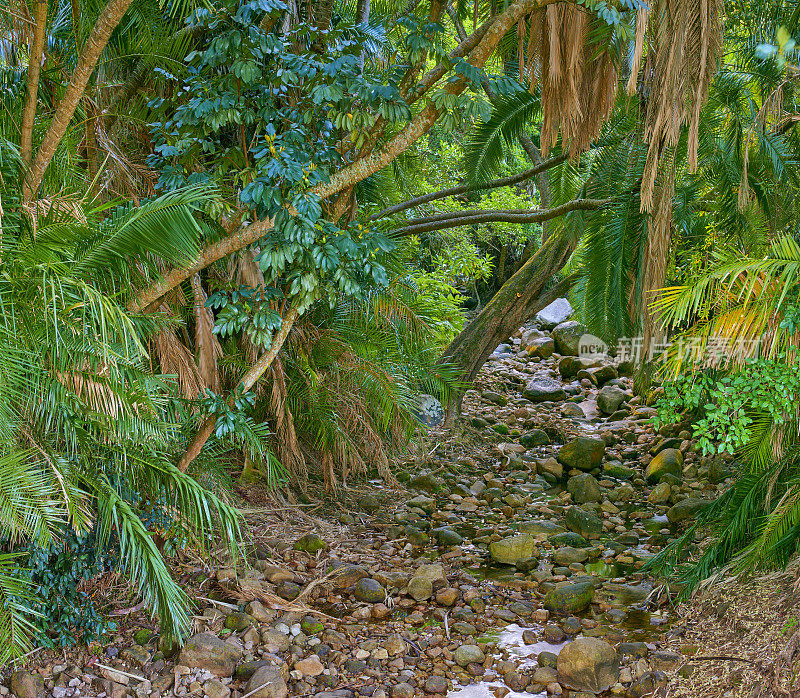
top-left (372, 153), bottom-right (567, 220)
top-left (391, 198), bottom-right (609, 236)
top-left (20, 0), bottom-right (48, 169)
top-left (131, 0), bottom-right (564, 313)
top-left (23, 0), bottom-right (134, 201)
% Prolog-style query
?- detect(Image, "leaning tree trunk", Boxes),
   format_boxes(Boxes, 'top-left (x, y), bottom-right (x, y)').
top-left (23, 0), bottom-right (134, 201)
top-left (20, 0), bottom-right (48, 168)
top-left (440, 231), bottom-right (580, 415)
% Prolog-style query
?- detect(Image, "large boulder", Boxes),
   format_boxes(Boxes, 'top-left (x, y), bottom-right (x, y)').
top-left (10, 672), bottom-right (43, 698)
top-left (667, 498), bottom-right (709, 523)
top-left (544, 579), bottom-right (594, 614)
top-left (523, 376), bottom-right (566, 403)
top-left (490, 533), bottom-right (538, 565)
top-left (645, 448), bottom-right (684, 483)
top-left (597, 385), bottom-right (627, 415)
top-left (557, 637), bottom-right (620, 693)
top-left (245, 665), bottom-right (288, 698)
top-left (527, 336), bottom-right (556, 358)
top-left (567, 473), bottom-right (602, 504)
top-left (552, 321), bottom-right (588, 356)
top-left (558, 436), bottom-right (605, 471)
top-left (564, 506), bottom-right (603, 539)
top-left (178, 633), bottom-right (243, 677)
top-left (536, 298), bottom-right (573, 329)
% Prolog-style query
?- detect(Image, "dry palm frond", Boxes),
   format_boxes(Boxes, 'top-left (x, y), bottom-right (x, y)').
top-left (268, 357), bottom-right (307, 481)
top-left (525, 4), bottom-right (618, 159)
top-left (639, 0), bottom-right (723, 210)
top-left (190, 274), bottom-right (222, 393)
top-left (151, 315), bottom-right (207, 399)
top-left (626, 7), bottom-right (649, 95)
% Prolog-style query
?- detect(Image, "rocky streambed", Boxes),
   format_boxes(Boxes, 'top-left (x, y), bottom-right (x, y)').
top-left (3, 303), bottom-right (734, 698)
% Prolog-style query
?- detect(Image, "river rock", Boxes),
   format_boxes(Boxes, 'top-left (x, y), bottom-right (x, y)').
top-left (558, 437), bottom-right (605, 471)
top-left (454, 645), bottom-right (485, 667)
top-left (354, 578), bottom-right (386, 602)
top-left (179, 633), bottom-right (243, 677)
top-left (520, 429), bottom-right (551, 447)
top-left (667, 498), bottom-right (709, 523)
top-left (490, 533), bottom-right (538, 565)
top-left (645, 448), bottom-right (684, 483)
top-left (564, 506), bottom-right (603, 539)
top-left (552, 321), bottom-right (587, 356)
top-left (246, 665), bottom-right (288, 698)
top-left (528, 336), bottom-right (556, 358)
top-left (536, 298), bottom-right (573, 329)
top-left (521, 520), bottom-right (565, 535)
top-left (567, 473), bottom-right (602, 504)
top-left (553, 546), bottom-right (589, 565)
top-left (10, 671), bottom-right (43, 698)
top-left (648, 482), bottom-right (672, 504)
top-left (557, 637), bottom-right (619, 693)
top-left (544, 580), bottom-right (594, 614)
top-left (407, 563), bottom-right (446, 601)
top-left (597, 385), bottom-right (627, 415)
top-left (524, 376), bottom-right (566, 403)
top-left (294, 533), bottom-right (326, 553)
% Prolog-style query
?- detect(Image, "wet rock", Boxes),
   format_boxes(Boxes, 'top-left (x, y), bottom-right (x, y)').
top-left (490, 533), bottom-right (538, 565)
top-left (597, 385), bottom-right (627, 415)
top-left (521, 520), bottom-right (566, 535)
top-left (407, 563), bottom-right (446, 601)
top-left (538, 652), bottom-right (558, 669)
top-left (553, 546), bottom-right (589, 565)
top-left (550, 531), bottom-right (589, 547)
top-left (524, 376), bottom-right (566, 403)
top-left (564, 506), bottom-right (603, 539)
top-left (407, 494), bottom-right (436, 514)
top-left (645, 449), bottom-right (684, 483)
top-left (410, 472), bottom-right (445, 493)
top-left (354, 578), bottom-right (386, 602)
top-left (562, 402), bottom-right (586, 418)
top-left (650, 651), bottom-right (683, 672)
top-left (567, 473), bottom-right (603, 504)
top-left (544, 624), bottom-right (565, 643)
top-left (454, 645), bottom-right (486, 667)
top-left (538, 458), bottom-right (564, 480)
top-left (552, 321), bottom-right (587, 356)
top-left (504, 670), bottom-right (529, 691)
top-left (520, 429), bottom-right (551, 447)
top-left (559, 356), bottom-right (592, 379)
top-left (586, 365), bottom-right (618, 386)
top-left (603, 462), bottom-right (636, 479)
top-left (329, 564), bottom-right (369, 589)
top-left (10, 671), bottom-right (43, 698)
top-left (528, 337), bottom-right (556, 358)
top-left (536, 298), bottom-right (573, 329)
top-left (667, 498), bottom-right (709, 523)
top-left (423, 676), bottom-right (448, 694)
top-left (617, 642), bottom-right (649, 659)
top-left (544, 580), bottom-right (595, 614)
top-left (245, 665), bottom-right (288, 698)
top-left (433, 527), bottom-right (463, 546)
top-left (627, 671), bottom-right (668, 697)
top-left (648, 481), bottom-right (672, 504)
top-left (558, 437), bottom-right (605, 471)
top-left (557, 637), bottom-right (619, 694)
top-left (178, 633), bottom-right (243, 677)
top-left (533, 667), bottom-right (558, 685)
top-left (294, 532), bottom-right (326, 553)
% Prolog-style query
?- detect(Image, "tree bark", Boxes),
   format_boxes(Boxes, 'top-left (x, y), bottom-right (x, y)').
top-left (440, 226), bottom-right (589, 413)
top-left (23, 0), bottom-right (134, 202)
top-left (178, 307), bottom-right (299, 472)
top-left (131, 0), bottom-right (563, 313)
top-left (20, 0), bottom-right (48, 169)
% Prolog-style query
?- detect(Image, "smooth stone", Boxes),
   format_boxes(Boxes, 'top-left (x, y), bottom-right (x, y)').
top-left (645, 449), bottom-right (684, 484)
top-left (490, 533), bottom-right (538, 565)
top-left (567, 473), bottom-right (602, 504)
top-left (557, 638), bottom-right (619, 694)
top-left (552, 321), bottom-right (587, 356)
top-left (667, 498), bottom-right (709, 523)
top-left (544, 580), bottom-right (595, 614)
top-left (524, 376), bottom-right (566, 403)
top-left (178, 633), bottom-right (243, 677)
top-left (558, 437), bottom-right (605, 472)
top-left (564, 506), bottom-right (603, 539)
top-left (245, 666), bottom-right (288, 698)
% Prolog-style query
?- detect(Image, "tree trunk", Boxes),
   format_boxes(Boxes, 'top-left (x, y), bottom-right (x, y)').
top-left (20, 0), bottom-right (48, 169)
top-left (440, 231), bottom-right (581, 413)
top-left (23, 0), bottom-right (134, 202)
top-left (178, 307), bottom-right (299, 472)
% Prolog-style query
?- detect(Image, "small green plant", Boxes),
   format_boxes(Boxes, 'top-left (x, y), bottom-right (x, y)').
top-left (782, 618), bottom-right (799, 635)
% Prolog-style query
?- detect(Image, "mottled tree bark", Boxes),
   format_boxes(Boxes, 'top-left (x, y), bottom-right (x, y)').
top-left (20, 0), bottom-right (48, 168)
top-left (23, 0), bottom-right (134, 201)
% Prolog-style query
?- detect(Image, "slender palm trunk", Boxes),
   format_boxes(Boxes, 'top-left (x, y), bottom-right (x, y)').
top-left (20, 0), bottom-right (48, 169)
top-left (23, 0), bottom-right (134, 202)
top-left (178, 308), bottom-right (299, 472)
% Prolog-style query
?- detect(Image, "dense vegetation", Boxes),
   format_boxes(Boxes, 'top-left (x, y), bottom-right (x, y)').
top-left (0, 0), bottom-right (799, 662)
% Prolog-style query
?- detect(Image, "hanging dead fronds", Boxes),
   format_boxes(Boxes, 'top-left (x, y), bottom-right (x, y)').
top-left (190, 274), bottom-right (222, 393)
top-left (524, 4), bottom-right (618, 159)
top-left (638, 0), bottom-right (723, 210)
top-left (151, 308), bottom-right (207, 399)
top-left (268, 357), bottom-right (307, 481)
